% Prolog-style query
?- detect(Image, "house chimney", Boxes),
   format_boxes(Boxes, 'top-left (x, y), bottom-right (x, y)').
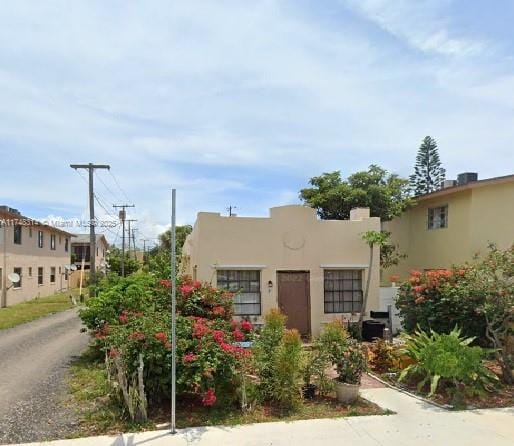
top-left (350, 207), bottom-right (370, 221)
top-left (457, 172), bottom-right (478, 186)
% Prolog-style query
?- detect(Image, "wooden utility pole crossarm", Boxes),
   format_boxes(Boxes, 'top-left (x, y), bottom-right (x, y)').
top-left (70, 163), bottom-right (110, 295)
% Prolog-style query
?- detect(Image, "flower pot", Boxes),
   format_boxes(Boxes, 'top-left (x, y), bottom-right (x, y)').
top-left (302, 383), bottom-right (317, 400)
top-left (335, 381), bottom-right (360, 404)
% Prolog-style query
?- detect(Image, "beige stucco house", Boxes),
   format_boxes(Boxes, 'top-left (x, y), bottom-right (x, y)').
top-left (384, 173), bottom-right (514, 280)
top-left (182, 205), bottom-right (380, 337)
top-left (71, 234), bottom-right (109, 272)
top-left (0, 206), bottom-right (73, 307)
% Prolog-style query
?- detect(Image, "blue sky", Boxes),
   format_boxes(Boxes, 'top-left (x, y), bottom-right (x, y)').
top-left (1, 0), bottom-right (513, 245)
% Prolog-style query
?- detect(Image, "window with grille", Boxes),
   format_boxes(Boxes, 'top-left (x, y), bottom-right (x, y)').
top-left (324, 269), bottom-right (363, 313)
top-left (428, 205), bottom-right (448, 230)
top-left (217, 270), bottom-right (261, 315)
top-left (13, 225), bottom-right (22, 245)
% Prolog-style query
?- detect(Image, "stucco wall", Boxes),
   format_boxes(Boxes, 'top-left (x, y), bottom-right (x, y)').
top-left (384, 180), bottom-right (514, 279)
top-left (184, 205), bottom-right (381, 337)
top-left (0, 221), bottom-right (72, 306)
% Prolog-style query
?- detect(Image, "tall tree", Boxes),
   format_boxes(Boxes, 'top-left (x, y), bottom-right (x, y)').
top-left (300, 165), bottom-right (412, 221)
top-left (409, 136), bottom-right (446, 196)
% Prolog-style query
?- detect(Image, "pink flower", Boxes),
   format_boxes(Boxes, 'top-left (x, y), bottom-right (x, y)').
top-left (232, 329), bottom-right (245, 341)
top-left (108, 348), bottom-right (119, 358)
top-left (192, 280), bottom-right (202, 289)
top-left (202, 388), bottom-right (216, 407)
top-left (212, 306), bottom-right (225, 316)
top-left (193, 320), bottom-right (209, 338)
top-left (212, 330), bottom-right (225, 344)
top-left (413, 285), bottom-right (425, 294)
top-left (118, 313), bottom-right (129, 324)
top-left (183, 352), bottom-right (197, 363)
top-left (180, 284), bottom-right (195, 295)
top-left (240, 319), bottom-right (253, 332)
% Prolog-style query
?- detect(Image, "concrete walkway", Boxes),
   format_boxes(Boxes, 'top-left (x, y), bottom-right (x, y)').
top-left (11, 387), bottom-right (514, 446)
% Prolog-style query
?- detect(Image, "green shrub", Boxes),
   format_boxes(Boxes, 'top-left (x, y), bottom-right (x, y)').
top-left (270, 329), bottom-right (304, 412)
top-left (316, 320), bottom-right (349, 363)
top-left (253, 309), bottom-right (286, 401)
top-left (396, 269), bottom-right (487, 342)
top-left (398, 327), bottom-right (498, 398)
top-left (80, 274), bottom-right (254, 417)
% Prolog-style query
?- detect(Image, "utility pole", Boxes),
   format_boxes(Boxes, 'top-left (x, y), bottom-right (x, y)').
top-left (70, 163), bottom-right (110, 295)
top-left (131, 228), bottom-right (138, 260)
top-left (125, 219), bottom-right (137, 260)
top-left (140, 238), bottom-right (150, 264)
top-left (227, 205), bottom-right (237, 216)
top-left (113, 205), bottom-right (134, 277)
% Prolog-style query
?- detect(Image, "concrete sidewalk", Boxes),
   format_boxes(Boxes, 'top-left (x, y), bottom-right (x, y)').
top-left (11, 387), bottom-right (514, 446)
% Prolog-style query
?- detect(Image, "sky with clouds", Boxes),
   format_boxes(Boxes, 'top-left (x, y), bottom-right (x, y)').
top-left (1, 0), bottom-right (513, 246)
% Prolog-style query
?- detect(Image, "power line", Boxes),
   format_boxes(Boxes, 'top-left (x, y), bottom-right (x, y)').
top-left (94, 170), bottom-right (121, 204)
top-left (109, 170), bottom-right (131, 203)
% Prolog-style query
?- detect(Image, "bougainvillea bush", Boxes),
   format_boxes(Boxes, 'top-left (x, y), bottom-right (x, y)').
top-left (80, 273), bottom-right (254, 417)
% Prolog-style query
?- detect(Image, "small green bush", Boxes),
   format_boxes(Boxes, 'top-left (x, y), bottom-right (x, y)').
top-left (398, 327), bottom-right (498, 398)
top-left (270, 329), bottom-right (304, 412)
top-left (335, 339), bottom-right (366, 385)
top-left (316, 320), bottom-right (349, 364)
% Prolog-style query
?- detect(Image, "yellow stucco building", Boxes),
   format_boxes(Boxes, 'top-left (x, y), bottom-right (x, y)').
top-left (182, 205), bottom-right (381, 337)
top-left (384, 173), bottom-right (514, 280)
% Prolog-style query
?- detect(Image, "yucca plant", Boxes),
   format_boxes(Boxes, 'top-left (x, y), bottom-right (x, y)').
top-left (398, 326), bottom-right (498, 398)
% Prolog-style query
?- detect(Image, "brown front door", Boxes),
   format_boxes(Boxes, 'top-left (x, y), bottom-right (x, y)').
top-left (277, 271), bottom-right (310, 337)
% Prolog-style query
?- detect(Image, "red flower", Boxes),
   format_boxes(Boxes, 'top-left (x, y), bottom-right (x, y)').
top-left (129, 331), bottom-right (146, 341)
top-left (192, 280), bottom-right (202, 289)
top-left (413, 285), bottom-right (425, 294)
top-left (240, 319), bottom-right (253, 332)
top-left (118, 313), bottom-right (129, 324)
top-left (193, 320), bottom-right (209, 338)
top-left (232, 329), bottom-right (245, 341)
top-left (108, 348), bottom-right (119, 358)
top-left (202, 388), bottom-right (217, 407)
top-left (180, 284), bottom-right (195, 295)
top-left (212, 329), bottom-right (225, 344)
top-left (183, 352), bottom-right (197, 363)
top-left (220, 342), bottom-right (235, 353)
top-left (154, 331), bottom-right (168, 344)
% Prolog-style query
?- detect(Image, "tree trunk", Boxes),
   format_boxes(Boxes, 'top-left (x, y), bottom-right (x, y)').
top-left (358, 244), bottom-right (374, 336)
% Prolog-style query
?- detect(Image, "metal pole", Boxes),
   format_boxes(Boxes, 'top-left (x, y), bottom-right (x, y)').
top-left (170, 188), bottom-right (177, 434)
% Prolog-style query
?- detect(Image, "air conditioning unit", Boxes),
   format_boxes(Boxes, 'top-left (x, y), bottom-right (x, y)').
top-left (457, 172), bottom-right (478, 186)
top-left (441, 180), bottom-right (457, 189)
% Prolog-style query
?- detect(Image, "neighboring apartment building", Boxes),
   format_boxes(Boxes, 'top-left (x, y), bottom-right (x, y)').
top-left (182, 205), bottom-right (380, 337)
top-left (0, 206), bottom-right (73, 307)
top-left (71, 234), bottom-right (109, 271)
top-left (384, 173), bottom-right (514, 279)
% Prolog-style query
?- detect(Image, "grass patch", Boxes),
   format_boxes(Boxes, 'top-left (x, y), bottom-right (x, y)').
top-left (67, 348), bottom-right (389, 438)
top-left (0, 290), bottom-right (78, 330)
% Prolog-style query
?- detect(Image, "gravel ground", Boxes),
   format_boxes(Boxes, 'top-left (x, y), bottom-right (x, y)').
top-left (0, 308), bottom-right (89, 445)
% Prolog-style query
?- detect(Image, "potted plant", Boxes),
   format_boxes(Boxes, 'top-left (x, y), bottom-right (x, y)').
top-left (334, 339), bottom-right (366, 403)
